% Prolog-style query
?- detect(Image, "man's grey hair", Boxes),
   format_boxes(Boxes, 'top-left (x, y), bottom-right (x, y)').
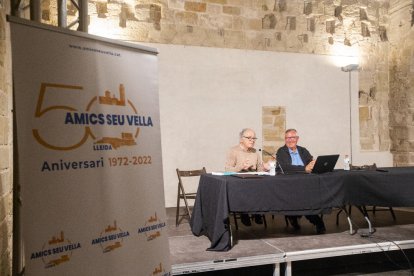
top-left (239, 128), bottom-right (252, 138)
top-left (285, 128), bottom-right (297, 134)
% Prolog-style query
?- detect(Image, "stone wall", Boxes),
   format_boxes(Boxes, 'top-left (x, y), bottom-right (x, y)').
top-left (63, 0), bottom-right (390, 153)
top-left (17, 3), bottom-right (408, 151)
top-left (388, 0), bottom-right (414, 166)
top-left (0, 0), bottom-right (13, 274)
top-left (26, 1), bottom-right (393, 154)
top-left (262, 106), bottom-right (285, 162)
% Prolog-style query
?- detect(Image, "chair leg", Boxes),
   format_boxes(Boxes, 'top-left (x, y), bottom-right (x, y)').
top-left (362, 206), bottom-right (369, 219)
top-left (369, 206), bottom-right (396, 221)
top-left (233, 213), bottom-right (239, 230)
top-left (336, 209), bottom-right (343, 225)
top-left (389, 207), bottom-right (396, 220)
top-left (285, 216), bottom-right (289, 227)
top-left (263, 215), bottom-right (267, 228)
top-left (176, 185), bottom-right (181, 226)
top-left (337, 205), bottom-right (352, 225)
top-left (182, 194), bottom-right (192, 221)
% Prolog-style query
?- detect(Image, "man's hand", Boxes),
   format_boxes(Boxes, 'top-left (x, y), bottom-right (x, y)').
top-left (305, 160), bottom-right (316, 173)
top-left (263, 160), bottom-right (275, 171)
top-left (242, 159), bottom-right (252, 171)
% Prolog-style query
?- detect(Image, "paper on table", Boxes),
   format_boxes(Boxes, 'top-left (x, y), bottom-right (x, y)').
top-left (211, 171), bottom-right (270, 176)
top-left (211, 171), bottom-right (236, 176)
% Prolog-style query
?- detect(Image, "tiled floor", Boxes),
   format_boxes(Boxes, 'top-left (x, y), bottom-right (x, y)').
top-left (167, 207), bottom-right (414, 275)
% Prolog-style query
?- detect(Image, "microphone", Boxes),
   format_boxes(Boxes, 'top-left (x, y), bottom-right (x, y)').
top-left (259, 149), bottom-right (276, 159)
top-left (275, 154), bottom-right (285, 175)
top-left (259, 149), bottom-right (285, 175)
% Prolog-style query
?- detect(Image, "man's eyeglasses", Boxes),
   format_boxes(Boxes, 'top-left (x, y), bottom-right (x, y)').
top-left (285, 136), bottom-right (298, 140)
top-left (243, 136), bottom-right (258, 141)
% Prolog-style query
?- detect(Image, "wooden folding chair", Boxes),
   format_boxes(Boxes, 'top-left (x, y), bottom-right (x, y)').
top-left (175, 167), bottom-right (206, 226)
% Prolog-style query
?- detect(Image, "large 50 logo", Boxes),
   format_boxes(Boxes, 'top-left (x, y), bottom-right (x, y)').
top-left (32, 83), bottom-right (146, 151)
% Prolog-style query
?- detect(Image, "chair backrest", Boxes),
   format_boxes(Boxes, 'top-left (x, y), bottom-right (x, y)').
top-left (175, 167), bottom-right (207, 226)
top-left (176, 167), bottom-right (206, 179)
top-left (176, 167), bottom-right (207, 197)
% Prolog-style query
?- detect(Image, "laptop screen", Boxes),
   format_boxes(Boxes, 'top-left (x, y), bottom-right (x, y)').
top-left (312, 154), bottom-right (340, 174)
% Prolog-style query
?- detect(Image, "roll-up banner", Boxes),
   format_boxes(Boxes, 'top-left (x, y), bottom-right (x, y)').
top-left (9, 17), bottom-right (171, 275)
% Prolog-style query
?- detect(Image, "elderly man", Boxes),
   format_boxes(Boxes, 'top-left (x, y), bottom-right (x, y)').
top-left (225, 128), bottom-right (269, 226)
top-left (276, 128), bottom-right (326, 234)
top-left (225, 128), bottom-right (266, 172)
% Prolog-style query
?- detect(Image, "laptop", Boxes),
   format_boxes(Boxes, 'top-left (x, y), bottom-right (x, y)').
top-left (312, 154), bottom-right (340, 174)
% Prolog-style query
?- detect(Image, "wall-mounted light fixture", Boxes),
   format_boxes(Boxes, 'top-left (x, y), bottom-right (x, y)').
top-left (341, 64), bottom-right (359, 72)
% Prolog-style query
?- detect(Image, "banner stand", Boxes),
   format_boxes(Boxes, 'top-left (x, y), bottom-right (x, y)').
top-left (9, 16), bottom-right (171, 275)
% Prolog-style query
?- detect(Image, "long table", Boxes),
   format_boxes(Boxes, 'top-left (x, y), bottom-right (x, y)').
top-left (190, 167), bottom-right (414, 251)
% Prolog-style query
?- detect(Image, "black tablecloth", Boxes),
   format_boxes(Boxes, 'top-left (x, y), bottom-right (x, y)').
top-left (190, 167), bottom-right (414, 251)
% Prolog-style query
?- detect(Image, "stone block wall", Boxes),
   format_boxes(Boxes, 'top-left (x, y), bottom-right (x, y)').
top-left (262, 106), bottom-right (285, 162)
top-left (34, 1), bottom-right (393, 154)
top-left (388, 0), bottom-right (414, 166)
top-left (87, 0), bottom-right (390, 153)
top-left (13, 3), bottom-right (414, 161)
top-left (0, 0), bottom-right (13, 274)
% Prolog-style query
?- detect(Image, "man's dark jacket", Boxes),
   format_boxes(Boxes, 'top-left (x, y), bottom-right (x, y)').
top-left (276, 145), bottom-right (312, 172)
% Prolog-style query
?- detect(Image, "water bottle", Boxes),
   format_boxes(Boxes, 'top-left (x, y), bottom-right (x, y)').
top-left (269, 161), bottom-right (276, 176)
top-left (344, 155), bottom-right (350, 171)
